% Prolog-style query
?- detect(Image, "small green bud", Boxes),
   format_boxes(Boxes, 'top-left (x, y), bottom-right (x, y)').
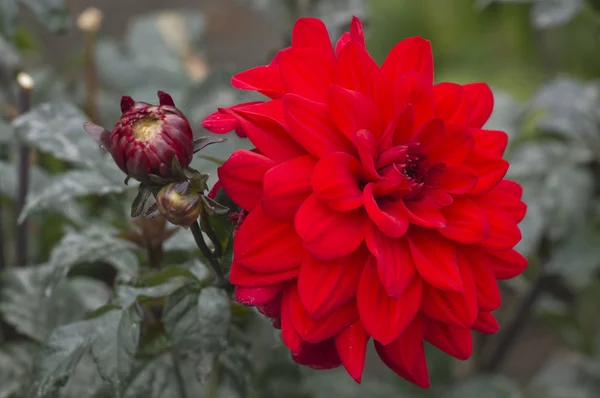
top-left (156, 181), bottom-right (203, 227)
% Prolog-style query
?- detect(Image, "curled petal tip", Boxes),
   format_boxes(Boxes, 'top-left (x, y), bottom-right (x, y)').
top-left (120, 96), bottom-right (135, 113)
top-left (83, 121), bottom-right (110, 149)
top-left (157, 90), bottom-right (175, 106)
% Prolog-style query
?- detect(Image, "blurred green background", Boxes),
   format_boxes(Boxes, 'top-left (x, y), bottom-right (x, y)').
top-left (2, 0), bottom-right (600, 397)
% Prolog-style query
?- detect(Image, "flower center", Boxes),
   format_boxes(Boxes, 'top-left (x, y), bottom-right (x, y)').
top-left (373, 144), bottom-right (429, 201)
top-left (131, 117), bottom-right (163, 142)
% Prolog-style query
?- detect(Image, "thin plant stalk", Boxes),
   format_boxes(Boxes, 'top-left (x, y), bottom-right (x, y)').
top-left (14, 73), bottom-right (33, 266)
top-left (190, 220), bottom-right (225, 283)
top-left (77, 7), bottom-right (103, 123)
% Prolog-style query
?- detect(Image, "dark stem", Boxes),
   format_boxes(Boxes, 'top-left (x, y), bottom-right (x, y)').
top-left (481, 237), bottom-right (552, 372)
top-left (171, 351), bottom-right (189, 398)
top-left (190, 221), bottom-right (225, 283)
top-left (0, 203), bottom-right (5, 270)
top-left (82, 26), bottom-right (99, 123)
top-left (15, 77), bottom-right (32, 266)
top-left (146, 244), bottom-right (164, 269)
top-left (200, 214), bottom-right (222, 258)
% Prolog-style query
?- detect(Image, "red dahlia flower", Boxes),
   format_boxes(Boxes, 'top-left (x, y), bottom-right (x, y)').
top-left (206, 17), bottom-right (527, 387)
top-left (85, 91), bottom-right (194, 183)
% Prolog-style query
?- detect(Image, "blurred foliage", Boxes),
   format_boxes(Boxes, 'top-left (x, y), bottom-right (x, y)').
top-left (1, 0), bottom-right (600, 397)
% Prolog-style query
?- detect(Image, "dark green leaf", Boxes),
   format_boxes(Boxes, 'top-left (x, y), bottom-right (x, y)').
top-left (31, 307), bottom-right (139, 398)
top-left (90, 306), bottom-right (141, 396)
top-left (201, 195), bottom-right (229, 216)
top-left (0, 264), bottom-right (105, 342)
top-left (196, 287), bottom-right (231, 354)
top-left (20, 0), bottom-right (70, 33)
top-left (12, 102), bottom-right (103, 168)
top-left (193, 136), bottom-right (226, 153)
top-left (46, 225), bottom-right (139, 289)
top-left (137, 259), bottom-right (209, 288)
top-left (528, 351), bottom-right (600, 398)
top-left (131, 184), bottom-right (152, 218)
top-left (0, 0), bottom-right (18, 38)
top-left (163, 228), bottom-right (198, 251)
top-left (18, 168), bottom-right (129, 222)
top-left (449, 375), bottom-right (523, 398)
top-left (0, 341), bottom-right (37, 398)
top-left (144, 203), bottom-right (161, 218)
top-left (163, 285), bottom-right (231, 383)
top-left (115, 282), bottom-right (183, 308)
top-left (122, 354), bottom-right (203, 398)
top-left (30, 320), bottom-right (98, 397)
top-left (547, 221), bottom-right (600, 289)
top-left (59, 354), bottom-right (108, 398)
top-left (531, 0), bottom-right (584, 29)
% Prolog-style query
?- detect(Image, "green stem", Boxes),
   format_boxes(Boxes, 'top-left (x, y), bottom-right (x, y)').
top-left (190, 221), bottom-right (225, 284)
top-left (171, 351), bottom-right (189, 398)
top-left (200, 214), bottom-right (222, 258)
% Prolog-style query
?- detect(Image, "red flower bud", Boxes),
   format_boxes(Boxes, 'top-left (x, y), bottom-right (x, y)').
top-left (84, 91), bottom-right (193, 183)
top-left (156, 181), bottom-right (203, 227)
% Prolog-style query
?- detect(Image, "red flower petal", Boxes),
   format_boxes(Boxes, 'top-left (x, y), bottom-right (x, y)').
top-left (312, 152), bottom-right (364, 211)
top-left (363, 185), bottom-right (409, 239)
top-left (202, 110), bottom-right (239, 134)
top-left (464, 248), bottom-right (502, 312)
top-left (289, 283), bottom-right (359, 343)
top-left (475, 197), bottom-right (522, 251)
top-left (375, 316), bottom-right (430, 388)
top-left (434, 83), bottom-right (471, 125)
top-left (355, 129), bottom-right (380, 180)
top-left (292, 339), bottom-right (342, 370)
top-left (226, 107), bottom-right (306, 163)
top-left (283, 94), bottom-right (354, 157)
top-left (234, 207), bottom-right (306, 272)
top-left (357, 257), bottom-right (423, 344)
top-left (404, 198), bottom-right (447, 229)
top-left (335, 40), bottom-right (394, 126)
top-left (335, 32), bottom-right (351, 56)
top-left (295, 194), bottom-right (367, 261)
top-left (426, 123), bottom-right (474, 166)
top-left (438, 196), bottom-right (490, 244)
top-left (487, 249), bottom-right (528, 280)
top-left (420, 253), bottom-right (478, 328)
top-left (382, 37), bottom-right (434, 86)
top-left (472, 311), bottom-right (500, 334)
top-left (463, 83), bottom-right (494, 129)
top-left (292, 17), bottom-right (334, 57)
top-left (393, 72), bottom-right (435, 130)
top-left (365, 226), bottom-right (416, 297)
top-left (415, 117), bottom-right (445, 157)
top-left (335, 322), bottom-right (369, 383)
top-left (350, 16), bottom-right (365, 46)
top-left (440, 164), bottom-right (478, 195)
top-left (383, 104), bottom-right (415, 150)
top-left (496, 179), bottom-right (523, 199)
top-left (279, 47), bottom-right (335, 102)
top-left (256, 293), bottom-right (282, 319)
top-left (463, 147), bottom-right (509, 194)
top-left (409, 228), bottom-right (462, 291)
top-left (229, 261), bottom-right (299, 287)
top-left (281, 286), bottom-right (303, 353)
top-left (235, 284), bottom-right (283, 306)
top-left (471, 128), bottom-right (508, 157)
top-left (424, 320), bottom-right (473, 360)
top-left (232, 55), bottom-right (285, 98)
top-left (218, 149), bottom-right (275, 211)
top-left (329, 85), bottom-right (383, 140)
top-left (485, 182), bottom-right (527, 223)
top-left (262, 155), bottom-right (317, 219)
top-left (298, 247), bottom-right (368, 319)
